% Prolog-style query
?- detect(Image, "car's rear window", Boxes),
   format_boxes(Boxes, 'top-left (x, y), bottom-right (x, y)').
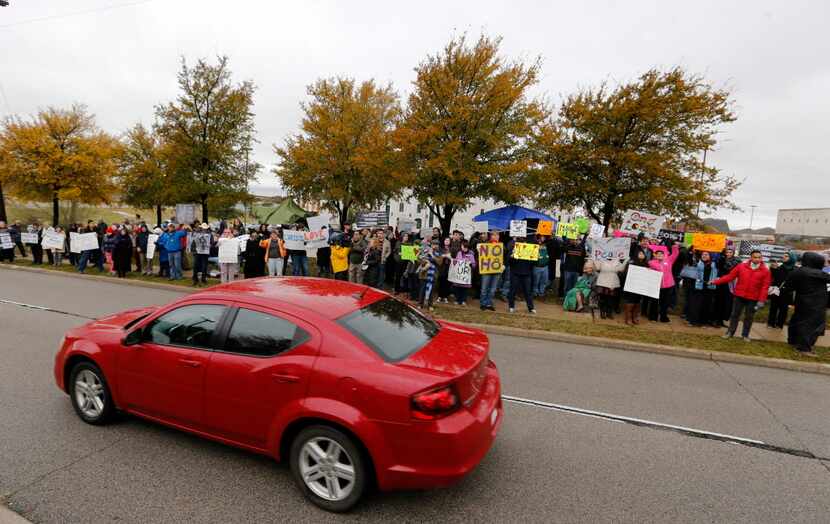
top-left (336, 297), bottom-right (440, 362)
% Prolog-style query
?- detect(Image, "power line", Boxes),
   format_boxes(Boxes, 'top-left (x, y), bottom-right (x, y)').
top-left (0, 0), bottom-right (155, 29)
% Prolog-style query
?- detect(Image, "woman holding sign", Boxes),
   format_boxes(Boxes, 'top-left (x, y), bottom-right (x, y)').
top-left (451, 240), bottom-right (477, 306)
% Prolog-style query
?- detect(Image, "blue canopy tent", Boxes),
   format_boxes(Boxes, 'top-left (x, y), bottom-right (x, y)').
top-left (473, 205), bottom-right (555, 231)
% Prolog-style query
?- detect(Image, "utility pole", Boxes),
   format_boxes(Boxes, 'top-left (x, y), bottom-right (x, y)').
top-left (696, 148), bottom-right (707, 219)
top-left (749, 205), bottom-right (758, 231)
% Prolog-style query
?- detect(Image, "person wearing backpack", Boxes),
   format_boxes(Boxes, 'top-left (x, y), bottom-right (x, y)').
top-left (532, 235), bottom-right (550, 298)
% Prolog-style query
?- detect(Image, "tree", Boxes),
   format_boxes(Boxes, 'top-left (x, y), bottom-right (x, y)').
top-left (155, 55), bottom-right (259, 222)
top-left (532, 68), bottom-right (739, 228)
top-left (0, 105), bottom-right (120, 226)
top-left (118, 124), bottom-right (178, 227)
top-left (395, 34), bottom-right (548, 237)
top-left (275, 77), bottom-right (404, 228)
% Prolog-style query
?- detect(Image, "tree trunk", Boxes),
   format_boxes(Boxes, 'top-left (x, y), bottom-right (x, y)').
top-left (438, 204), bottom-right (456, 239)
top-left (156, 205), bottom-right (163, 228)
top-left (52, 195), bottom-right (60, 227)
top-left (339, 201), bottom-right (351, 230)
top-left (601, 195), bottom-right (616, 229)
top-left (201, 194), bottom-right (208, 223)
top-left (0, 181), bottom-right (7, 223)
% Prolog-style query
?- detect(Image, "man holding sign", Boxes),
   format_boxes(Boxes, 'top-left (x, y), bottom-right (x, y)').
top-left (507, 238), bottom-right (537, 314)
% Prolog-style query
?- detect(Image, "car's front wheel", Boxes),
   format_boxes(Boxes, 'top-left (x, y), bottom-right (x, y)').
top-left (69, 361), bottom-right (115, 425)
top-left (289, 425), bottom-right (367, 512)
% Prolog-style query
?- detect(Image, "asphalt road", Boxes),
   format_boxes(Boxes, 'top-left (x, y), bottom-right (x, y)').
top-left (2, 268), bottom-right (830, 523)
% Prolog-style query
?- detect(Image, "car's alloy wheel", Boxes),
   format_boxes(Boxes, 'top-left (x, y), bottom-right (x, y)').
top-left (69, 362), bottom-right (114, 425)
top-left (290, 426), bottom-right (366, 512)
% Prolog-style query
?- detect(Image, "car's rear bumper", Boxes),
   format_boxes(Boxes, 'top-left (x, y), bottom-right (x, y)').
top-left (375, 361), bottom-right (503, 490)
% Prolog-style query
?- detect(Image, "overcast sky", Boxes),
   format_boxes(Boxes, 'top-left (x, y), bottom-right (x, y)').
top-left (2, 0), bottom-right (828, 228)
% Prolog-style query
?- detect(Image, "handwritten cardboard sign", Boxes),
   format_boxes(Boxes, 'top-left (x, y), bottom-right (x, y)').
top-left (620, 210), bottom-right (666, 238)
top-left (512, 242), bottom-right (540, 261)
top-left (477, 242), bottom-right (504, 274)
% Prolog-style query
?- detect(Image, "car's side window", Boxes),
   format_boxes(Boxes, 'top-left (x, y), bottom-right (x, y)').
top-left (145, 304), bottom-right (226, 349)
top-left (224, 308), bottom-right (309, 357)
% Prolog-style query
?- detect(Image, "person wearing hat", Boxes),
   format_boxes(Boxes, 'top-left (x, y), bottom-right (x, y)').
top-left (190, 223), bottom-right (214, 285)
top-left (102, 225), bottom-right (118, 275)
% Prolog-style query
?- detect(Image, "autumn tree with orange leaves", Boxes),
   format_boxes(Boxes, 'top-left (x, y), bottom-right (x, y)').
top-left (275, 77), bottom-right (404, 228)
top-left (0, 105), bottom-right (120, 226)
top-left (531, 68), bottom-right (739, 228)
top-left (395, 35), bottom-right (549, 237)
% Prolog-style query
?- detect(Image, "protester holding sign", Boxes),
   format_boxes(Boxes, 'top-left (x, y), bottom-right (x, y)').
top-left (217, 229), bottom-right (241, 283)
top-left (647, 243), bottom-right (680, 322)
top-left (0, 221), bottom-right (14, 262)
top-left (621, 249), bottom-right (650, 324)
top-left (507, 238), bottom-right (536, 314)
top-left (687, 251), bottom-right (719, 327)
top-left (477, 233), bottom-right (503, 311)
top-left (450, 240), bottom-right (476, 305)
top-left (767, 251), bottom-right (796, 329)
top-left (595, 253), bottom-right (629, 319)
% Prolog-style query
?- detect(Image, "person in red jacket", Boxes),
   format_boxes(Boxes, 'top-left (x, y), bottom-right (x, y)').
top-left (711, 250), bottom-right (771, 341)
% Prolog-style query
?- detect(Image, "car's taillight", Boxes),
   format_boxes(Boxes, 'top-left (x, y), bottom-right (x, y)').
top-left (411, 385), bottom-right (460, 420)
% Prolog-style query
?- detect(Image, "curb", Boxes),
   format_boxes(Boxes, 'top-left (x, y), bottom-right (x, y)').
top-left (461, 322), bottom-right (830, 377)
top-left (3, 264), bottom-right (828, 376)
top-left (0, 505), bottom-right (31, 524)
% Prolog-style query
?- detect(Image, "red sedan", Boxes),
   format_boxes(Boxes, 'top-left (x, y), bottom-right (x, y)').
top-left (54, 277), bottom-right (502, 511)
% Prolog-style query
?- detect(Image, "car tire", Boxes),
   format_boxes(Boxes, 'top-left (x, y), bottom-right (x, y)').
top-left (69, 361), bottom-right (115, 425)
top-left (289, 425), bottom-right (367, 512)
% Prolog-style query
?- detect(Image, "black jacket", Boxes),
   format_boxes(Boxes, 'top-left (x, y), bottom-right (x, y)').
top-left (782, 253), bottom-right (830, 349)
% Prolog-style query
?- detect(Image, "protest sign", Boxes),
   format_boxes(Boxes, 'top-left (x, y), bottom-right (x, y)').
top-left (146, 234), bottom-right (159, 260)
top-left (458, 224), bottom-right (475, 239)
top-left (447, 259), bottom-right (472, 286)
top-left (536, 220), bottom-right (553, 236)
top-left (683, 232), bottom-right (695, 248)
top-left (512, 242), bottom-right (540, 261)
top-left (41, 229), bottom-right (65, 250)
top-left (21, 232), bottom-right (38, 244)
top-left (758, 244), bottom-right (789, 264)
top-left (283, 230), bottom-right (306, 250)
top-left (218, 238), bottom-right (240, 263)
top-left (509, 220), bottom-right (527, 237)
top-left (619, 210), bottom-right (666, 238)
top-left (355, 210), bottom-right (388, 228)
top-left (575, 217), bottom-right (590, 234)
top-left (589, 223), bottom-right (606, 239)
top-left (77, 232), bottom-right (99, 252)
top-left (477, 243), bottom-right (504, 274)
top-left (556, 222), bottom-right (579, 239)
top-left (191, 231), bottom-right (212, 255)
top-left (474, 221), bottom-right (489, 233)
top-left (658, 229), bottom-right (685, 244)
top-left (400, 245), bottom-right (419, 261)
top-left (69, 232), bottom-right (81, 253)
top-left (306, 215), bottom-right (331, 248)
top-left (588, 237), bottom-right (631, 260)
top-left (623, 265), bottom-right (662, 299)
top-left (397, 217), bottom-right (417, 233)
top-left (175, 203), bottom-right (197, 225)
top-left (0, 232), bottom-right (12, 249)
top-left (236, 234), bottom-right (250, 253)
top-left (692, 233), bottom-right (727, 252)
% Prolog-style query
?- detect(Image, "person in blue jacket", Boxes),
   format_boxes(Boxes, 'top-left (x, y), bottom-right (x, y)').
top-left (158, 223), bottom-right (190, 280)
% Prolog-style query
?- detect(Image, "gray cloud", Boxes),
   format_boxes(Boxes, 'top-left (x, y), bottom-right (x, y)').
top-left (2, 0), bottom-right (827, 229)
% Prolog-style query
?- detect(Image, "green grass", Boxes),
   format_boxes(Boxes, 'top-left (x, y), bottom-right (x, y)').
top-left (432, 304), bottom-right (830, 364)
top-left (4, 201), bottom-right (154, 226)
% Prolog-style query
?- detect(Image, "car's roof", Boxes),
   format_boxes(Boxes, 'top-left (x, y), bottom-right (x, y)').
top-left (183, 277), bottom-right (388, 320)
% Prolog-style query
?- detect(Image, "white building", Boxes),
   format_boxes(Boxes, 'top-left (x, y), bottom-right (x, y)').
top-left (384, 192), bottom-right (574, 232)
top-left (776, 208), bottom-right (830, 240)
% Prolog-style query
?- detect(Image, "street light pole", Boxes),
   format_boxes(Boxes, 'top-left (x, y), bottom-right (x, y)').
top-left (749, 205), bottom-right (758, 231)
top-left (696, 148), bottom-right (707, 219)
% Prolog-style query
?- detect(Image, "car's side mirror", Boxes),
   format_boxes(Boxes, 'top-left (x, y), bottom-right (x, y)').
top-left (122, 328), bottom-right (143, 346)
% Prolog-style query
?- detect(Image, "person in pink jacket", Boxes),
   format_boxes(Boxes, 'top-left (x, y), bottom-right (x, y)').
top-left (647, 242), bottom-right (680, 323)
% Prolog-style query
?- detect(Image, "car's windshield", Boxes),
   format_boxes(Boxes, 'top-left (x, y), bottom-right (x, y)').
top-left (336, 297), bottom-right (440, 362)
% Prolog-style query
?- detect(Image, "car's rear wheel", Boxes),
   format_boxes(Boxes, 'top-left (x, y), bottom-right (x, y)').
top-left (69, 362), bottom-right (114, 425)
top-left (289, 425), bottom-right (366, 512)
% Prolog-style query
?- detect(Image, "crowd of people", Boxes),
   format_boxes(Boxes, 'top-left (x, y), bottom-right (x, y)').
top-left (1, 216), bottom-right (828, 355)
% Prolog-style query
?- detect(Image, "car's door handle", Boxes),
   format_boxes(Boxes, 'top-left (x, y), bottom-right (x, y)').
top-left (271, 373), bottom-right (300, 384)
top-left (178, 359), bottom-right (202, 368)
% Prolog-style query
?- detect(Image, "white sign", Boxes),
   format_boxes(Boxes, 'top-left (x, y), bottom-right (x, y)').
top-left (237, 234), bottom-right (250, 253)
top-left (41, 229), bottom-right (65, 250)
top-left (397, 217), bottom-right (417, 233)
top-left (175, 203), bottom-right (197, 225)
top-left (588, 224), bottom-right (606, 239)
top-left (21, 232), bottom-right (38, 244)
top-left (146, 234), bottom-right (159, 261)
top-left (191, 232), bottom-right (212, 255)
top-left (305, 216), bottom-right (330, 248)
top-left (447, 259), bottom-right (472, 286)
top-left (619, 210), bottom-right (666, 238)
top-left (474, 221), bottom-right (489, 233)
top-left (458, 224), bottom-right (475, 239)
top-left (588, 237), bottom-right (631, 261)
top-left (0, 232), bottom-right (12, 249)
top-left (623, 265), bottom-right (662, 299)
top-left (218, 238), bottom-right (240, 263)
top-left (73, 232), bottom-right (99, 252)
top-left (283, 230), bottom-right (306, 250)
top-left (509, 220), bottom-right (527, 237)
